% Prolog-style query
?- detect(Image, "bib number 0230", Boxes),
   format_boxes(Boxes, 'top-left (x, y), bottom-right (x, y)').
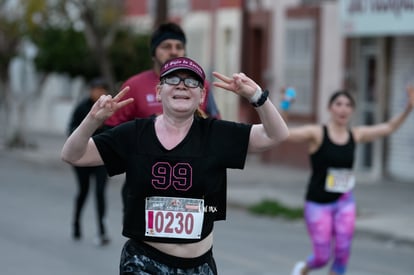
top-left (145, 197), bottom-right (204, 239)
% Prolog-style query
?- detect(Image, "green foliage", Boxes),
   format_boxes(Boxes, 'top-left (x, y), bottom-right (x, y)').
top-left (248, 199), bottom-right (303, 220)
top-left (110, 29), bottom-right (152, 83)
top-left (32, 27), bottom-right (99, 79)
top-left (2, 0), bottom-right (151, 84)
top-left (31, 26), bottom-right (152, 82)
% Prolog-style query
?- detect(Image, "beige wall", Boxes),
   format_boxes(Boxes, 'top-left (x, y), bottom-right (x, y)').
top-left (317, 2), bottom-right (345, 124)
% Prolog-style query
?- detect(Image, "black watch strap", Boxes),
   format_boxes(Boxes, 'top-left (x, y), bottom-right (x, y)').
top-left (251, 89), bottom-right (269, 107)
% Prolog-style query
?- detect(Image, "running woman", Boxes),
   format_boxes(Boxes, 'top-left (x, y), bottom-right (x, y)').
top-left (61, 56), bottom-right (288, 274)
top-left (289, 86), bottom-right (414, 275)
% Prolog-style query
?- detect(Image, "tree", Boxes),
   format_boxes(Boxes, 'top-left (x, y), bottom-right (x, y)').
top-left (32, 27), bottom-right (100, 79)
top-left (22, 0), bottom-right (125, 91)
top-left (0, 0), bottom-right (123, 147)
top-left (60, 0), bottom-right (124, 91)
top-left (0, 0), bottom-right (152, 148)
top-left (32, 26), bottom-right (152, 87)
top-left (109, 30), bottom-right (152, 85)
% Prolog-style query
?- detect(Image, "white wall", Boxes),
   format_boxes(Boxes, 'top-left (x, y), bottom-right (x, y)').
top-left (27, 74), bottom-right (86, 135)
top-left (183, 8), bottom-right (242, 121)
top-left (317, 2), bottom-right (345, 123)
top-left (212, 8), bottom-right (242, 121)
top-left (269, 0), bottom-right (301, 104)
top-left (387, 36), bottom-right (414, 181)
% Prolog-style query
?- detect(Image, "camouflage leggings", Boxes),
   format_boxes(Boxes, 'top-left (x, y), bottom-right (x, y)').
top-left (120, 239), bottom-right (217, 275)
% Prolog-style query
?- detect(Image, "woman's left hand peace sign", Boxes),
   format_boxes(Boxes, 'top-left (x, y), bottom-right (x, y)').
top-left (213, 72), bottom-right (260, 100)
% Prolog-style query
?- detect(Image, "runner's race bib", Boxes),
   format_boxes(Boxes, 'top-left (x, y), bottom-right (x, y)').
top-left (145, 196), bottom-right (204, 239)
top-left (325, 168), bottom-right (355, 193)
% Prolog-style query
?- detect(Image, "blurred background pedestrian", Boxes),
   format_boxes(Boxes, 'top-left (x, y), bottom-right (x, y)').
top-left (67, 78), bottom-right (111, 246)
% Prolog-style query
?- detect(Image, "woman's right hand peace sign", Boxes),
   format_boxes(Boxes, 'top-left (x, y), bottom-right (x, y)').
top-left (89, 86), bottom-right (134, 122)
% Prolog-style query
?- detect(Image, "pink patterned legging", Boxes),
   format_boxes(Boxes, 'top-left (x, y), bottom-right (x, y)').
top-left (304, 192), bottom-right (356, 275)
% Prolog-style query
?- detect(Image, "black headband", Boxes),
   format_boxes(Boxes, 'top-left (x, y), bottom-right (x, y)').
top-left (150, 32), bottom-right (186, 56)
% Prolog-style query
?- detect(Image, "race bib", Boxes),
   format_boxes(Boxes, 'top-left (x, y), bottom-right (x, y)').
top-left (145, 196), bottom-right (204, 239)
top-left (325, 168), bottom-right (355, 193)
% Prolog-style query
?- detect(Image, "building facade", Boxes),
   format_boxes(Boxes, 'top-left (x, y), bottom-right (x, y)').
top-left (340, 0), bottom-right (414, 181)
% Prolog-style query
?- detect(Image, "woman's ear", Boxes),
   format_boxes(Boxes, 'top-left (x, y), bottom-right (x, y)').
top-left (199, 87), bottom-right (206, 105)
top-left (156, 85), bottom-right (162, 102)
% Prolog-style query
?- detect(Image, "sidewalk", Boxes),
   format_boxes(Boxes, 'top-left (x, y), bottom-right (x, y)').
top-left (3, 131), bottom-right (414, 246)
top-left (227, 156), bottom-right (414, 246)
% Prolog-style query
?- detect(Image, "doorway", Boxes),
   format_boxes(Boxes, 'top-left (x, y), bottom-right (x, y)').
top-left (240, 10), bottom-right (270, 124)
top-left (354, 39), bottom-right (386, 180)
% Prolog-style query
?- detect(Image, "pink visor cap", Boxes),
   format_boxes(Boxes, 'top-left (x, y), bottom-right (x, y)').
top-left (160, 57), bottom-right (205, 82)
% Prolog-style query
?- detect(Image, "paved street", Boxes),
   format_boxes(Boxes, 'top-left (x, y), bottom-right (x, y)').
top-left (0, 132), bottom-right (413, 274)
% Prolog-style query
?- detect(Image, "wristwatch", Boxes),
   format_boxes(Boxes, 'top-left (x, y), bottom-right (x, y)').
top-left (251, 89), bottom-right (269, 107)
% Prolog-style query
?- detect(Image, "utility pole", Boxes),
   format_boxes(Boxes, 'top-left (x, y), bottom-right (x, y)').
top-left (240, 0), bottom-right (249, 73)
top-left (154, 0), bottom-right (168, 29)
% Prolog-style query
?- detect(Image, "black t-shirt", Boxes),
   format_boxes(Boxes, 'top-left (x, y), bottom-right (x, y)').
top-left (306, 125), bottom-right (355, 203)
top-left (93, 116), bottom-right (251, 243)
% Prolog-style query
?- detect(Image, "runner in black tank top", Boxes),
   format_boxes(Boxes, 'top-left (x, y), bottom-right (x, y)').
top-left (283, 88), bottom-right (414, 275)
top-left (306, 125), bottom-right (355, 203)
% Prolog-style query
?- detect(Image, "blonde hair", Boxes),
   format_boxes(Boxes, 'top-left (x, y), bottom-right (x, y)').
top-left (195, 107), bottom-right (207, 118)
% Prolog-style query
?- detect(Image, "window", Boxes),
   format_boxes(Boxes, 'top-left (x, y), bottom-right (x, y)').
top-left (284, 19), bottom-right (315, 114)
